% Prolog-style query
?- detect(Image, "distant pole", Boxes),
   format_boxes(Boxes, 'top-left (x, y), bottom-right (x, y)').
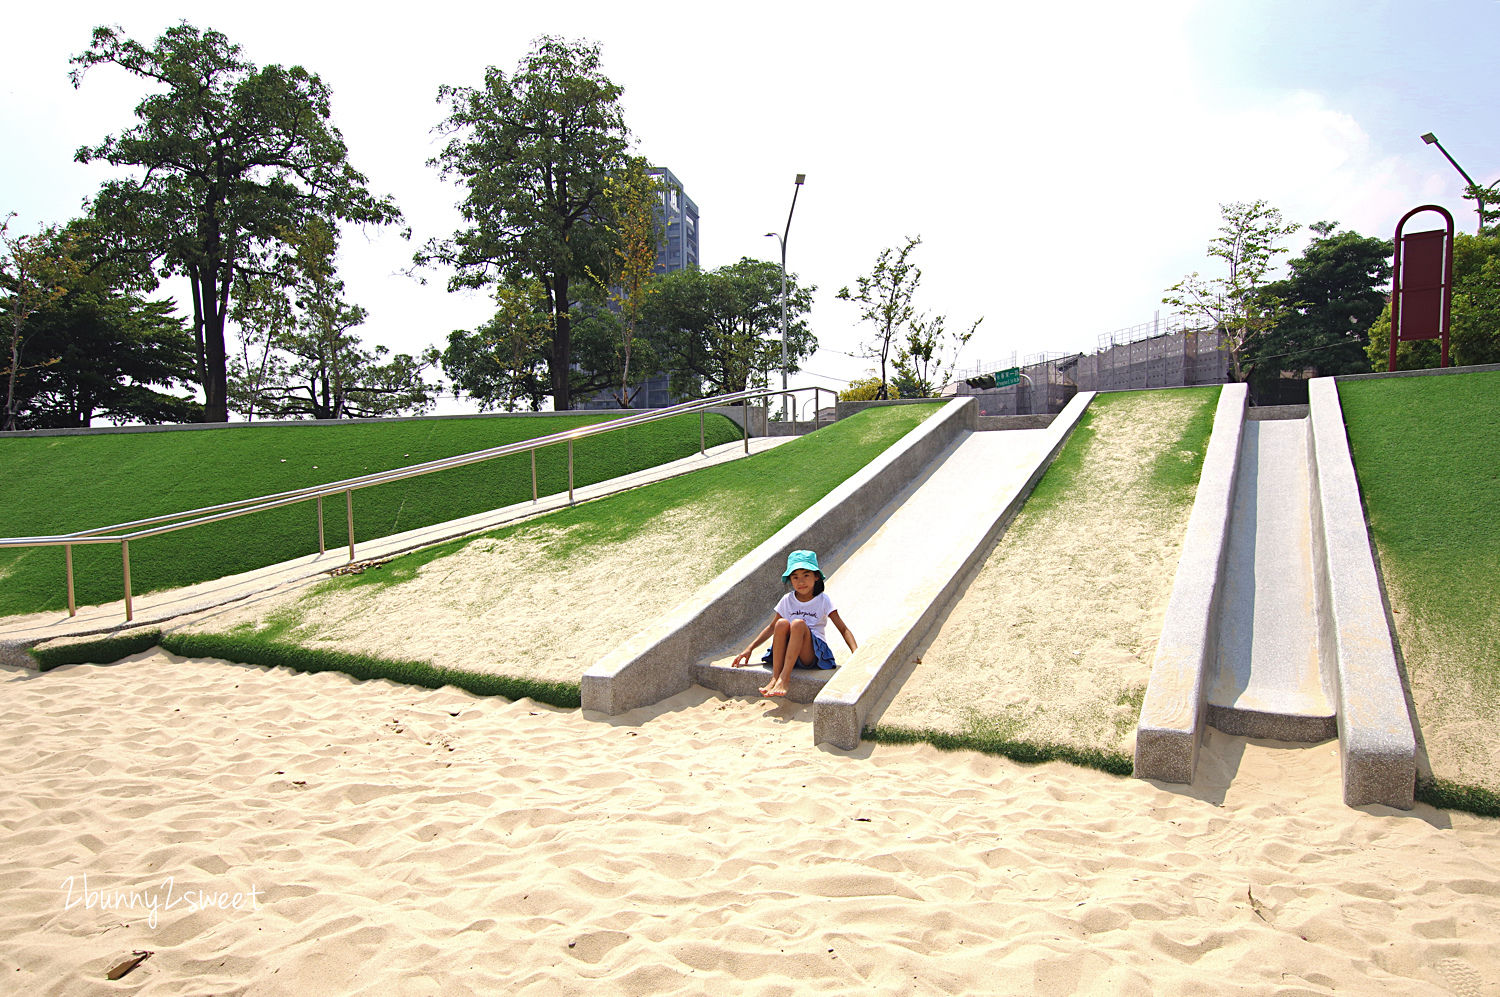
top-left (1421, 132), bottom-right (1488, 234)
top-left (766, 173), bottom-right (806, 420)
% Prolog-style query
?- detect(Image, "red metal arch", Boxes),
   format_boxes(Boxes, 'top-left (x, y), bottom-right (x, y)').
top-left (1389, 204), bottom-right (1455, 371)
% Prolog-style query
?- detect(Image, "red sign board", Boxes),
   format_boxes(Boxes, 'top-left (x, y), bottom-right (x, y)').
top-left (1389, 205), bottom-right (1454, 370)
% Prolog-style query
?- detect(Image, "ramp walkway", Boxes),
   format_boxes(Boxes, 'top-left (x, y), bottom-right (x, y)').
top-left (583, 395), bottom-right (1092, 748)
top-left (1135, 380), bottom-right (1417, 808)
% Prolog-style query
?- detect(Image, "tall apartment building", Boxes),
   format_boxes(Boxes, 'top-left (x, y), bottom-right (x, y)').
top-left (649, 166), bottom-right (699, 273)
top-left (579, 166), bottom-right (699, 410)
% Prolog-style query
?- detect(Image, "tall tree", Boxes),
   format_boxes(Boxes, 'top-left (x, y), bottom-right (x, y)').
top-left (1, 214), bottom-right (82, 430)
top-left (588, 156), bottom-right (663, 407)
top-left (837, 236), bottom-right (922, 400)
top-left (229, 219), bottom-right (438, 420)
top-left (441, 280), bottom-right (555, 412)
top-left (2, 218), bottom-right (198, 429)
top-left (641, 257), bottom-right (815, 399)
top-left (421, 36), bottom-right (629, 411)
top-left (1164, 200), bottom-right (1300, 382)
top-left (1246, 221), bottom-right (1390, 395)
top-left (892, 313), bottom-right (981, 398)
top-left (71, 22), bottom-right (402, 422)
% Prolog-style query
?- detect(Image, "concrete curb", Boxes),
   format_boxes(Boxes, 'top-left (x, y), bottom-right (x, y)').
top-left (1135, 383), bottom-right (1246, 784)
top-left (1307, 377), bottom-right (1416, 808)
top-left (580, 398), bottom-right (977, 715)
top-left (811, 391), bottom-right (1096, 750)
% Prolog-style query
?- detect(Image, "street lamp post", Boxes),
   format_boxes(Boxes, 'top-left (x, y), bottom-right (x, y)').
top-left (1421, 132), bottom-right (1490, 234)
top-left (766, 173), bottom-right (805, 420)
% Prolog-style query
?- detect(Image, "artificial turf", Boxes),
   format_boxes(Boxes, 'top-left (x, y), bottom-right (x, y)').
top-left (861, 386), bottom-right (1220, 773)
top-left (59, 403), bottom-right (942, 706)
top-left (1011, 385), bottom-right (1219, 521)
top-left (0, 412), bottom-right (741, 617)
top-left (1339, 370), bottom-right (1500, 803)
top-left (317, 401), bottom-right (944, 595)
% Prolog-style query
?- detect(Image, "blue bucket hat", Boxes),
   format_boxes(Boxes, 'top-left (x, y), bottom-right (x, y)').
top-left (782, 549), bottom-right (823, 581)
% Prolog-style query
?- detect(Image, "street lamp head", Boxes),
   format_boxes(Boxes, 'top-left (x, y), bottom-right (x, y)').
top-left (795, 173), bottom-right (806, 185)
top-left (1421, 132), bottom-right (1438, 145)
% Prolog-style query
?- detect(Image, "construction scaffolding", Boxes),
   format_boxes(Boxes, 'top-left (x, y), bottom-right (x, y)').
top-left (946, 319), bottom-right (1230, 416)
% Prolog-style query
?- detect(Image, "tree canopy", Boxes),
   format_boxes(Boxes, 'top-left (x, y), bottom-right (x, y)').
top-left (421, 36), bottom-right (630, 411)
top-left (839, 235), bottom-right (978, 398)
top-left (2, 215), bottom-right (198, 430)
top-left (1245, 221), bottom-right (1391, 397)
top-left (229, 219), bottom-right (439, 420)
top-left (641, 258), bottom-right (815, 400)
top-left (71, 21), bottom-right (402, 422)
top-left (837, 237), bottom-right (922, 400)
top-left (1164, 200), bottom-right (1300, 383)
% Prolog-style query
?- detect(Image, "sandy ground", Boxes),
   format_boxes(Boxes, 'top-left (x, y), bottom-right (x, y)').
top-left (177, 505), bottom-right (737, 685)
top-left (3, 651), bottom-right (1498, 996)
top-left (871, 391), bottom-right (1212, 756)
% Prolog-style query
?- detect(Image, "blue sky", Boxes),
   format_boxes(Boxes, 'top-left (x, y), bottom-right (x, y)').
top-left (3, 1), bottom-right (1496, 411)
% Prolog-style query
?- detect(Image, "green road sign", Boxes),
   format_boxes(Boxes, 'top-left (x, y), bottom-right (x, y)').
top-left (994, 367), bottom-right (1021, 387)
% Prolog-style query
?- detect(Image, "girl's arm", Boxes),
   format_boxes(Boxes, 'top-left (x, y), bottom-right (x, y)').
top-left (829, 610), bottom-right (857, 654)
top-left (732, 613), bottom-right (781, 667)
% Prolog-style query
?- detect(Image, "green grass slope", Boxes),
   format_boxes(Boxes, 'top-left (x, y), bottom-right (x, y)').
top-left (1339, 370), bottom-right (1500, 810)
top-left (0, 413), bottom-right (740, 617)
top-left (865, 386), bottom-right (1221, 775)
top-left (318, 401), bottom-right (944, 594)
top-left (164, 403), bottom-right (943, 696)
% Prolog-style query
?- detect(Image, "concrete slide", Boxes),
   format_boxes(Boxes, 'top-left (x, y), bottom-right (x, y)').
top-left (1135, 380), bottom-right (1417, 808)
top-left (582, 394), bottom-right (1093, 747)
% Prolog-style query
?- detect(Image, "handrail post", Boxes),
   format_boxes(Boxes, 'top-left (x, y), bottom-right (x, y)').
top-left (65, 544), bottom-right (76, 618)
top-left (531, 449), bottom-right (538, 502)
top-left (345, 490), bottom-right (355, 562)
top-left (567, 440), bottom-right (575, 505)
top-left (121, 540), bottom-right (133, 623)
top-left (699, 410), bottom-right (705, 455)
top-left (317, 495), bottom-right (326, 555)
top-left (790, 390), bottom-right (798, 436)
top-left (742, 401), bottom-right (749, 454)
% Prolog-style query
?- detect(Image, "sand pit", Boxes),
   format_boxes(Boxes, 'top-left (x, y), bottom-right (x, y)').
top-left (870, 389), bottom-right (1216, 759)
top-left (3, 651), bottom-right (1498, 994)
top-left (177, 504), bottom-right (739, 685)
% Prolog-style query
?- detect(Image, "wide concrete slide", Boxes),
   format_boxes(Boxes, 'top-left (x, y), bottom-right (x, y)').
top-left (582, 394), bottom-right (1093, 747)
top-left (1209, 415), bottom-right (1336, 741)
top-left (1136, 378), bottom-right (1416, 808)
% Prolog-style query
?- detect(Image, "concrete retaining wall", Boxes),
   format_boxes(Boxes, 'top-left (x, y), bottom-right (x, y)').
top-left (1135, 383), bottom-right (1247, 784)
top-left (580, 398), bottom-right (977, 715)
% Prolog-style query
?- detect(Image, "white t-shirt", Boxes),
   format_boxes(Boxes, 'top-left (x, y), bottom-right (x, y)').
top-left (775, 591), bottom-right (836, 642)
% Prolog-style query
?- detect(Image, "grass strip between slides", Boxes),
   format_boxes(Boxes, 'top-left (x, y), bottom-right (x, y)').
top-left (863, 723), bottom-right (1134, 777)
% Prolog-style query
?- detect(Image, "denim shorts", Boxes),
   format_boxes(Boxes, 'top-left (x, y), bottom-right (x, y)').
top-left (760, 633), bottom-right (837, 670)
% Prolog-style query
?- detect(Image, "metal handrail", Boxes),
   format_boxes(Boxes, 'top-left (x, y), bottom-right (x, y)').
top-left (1, 386), bottom-right (831, 622)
